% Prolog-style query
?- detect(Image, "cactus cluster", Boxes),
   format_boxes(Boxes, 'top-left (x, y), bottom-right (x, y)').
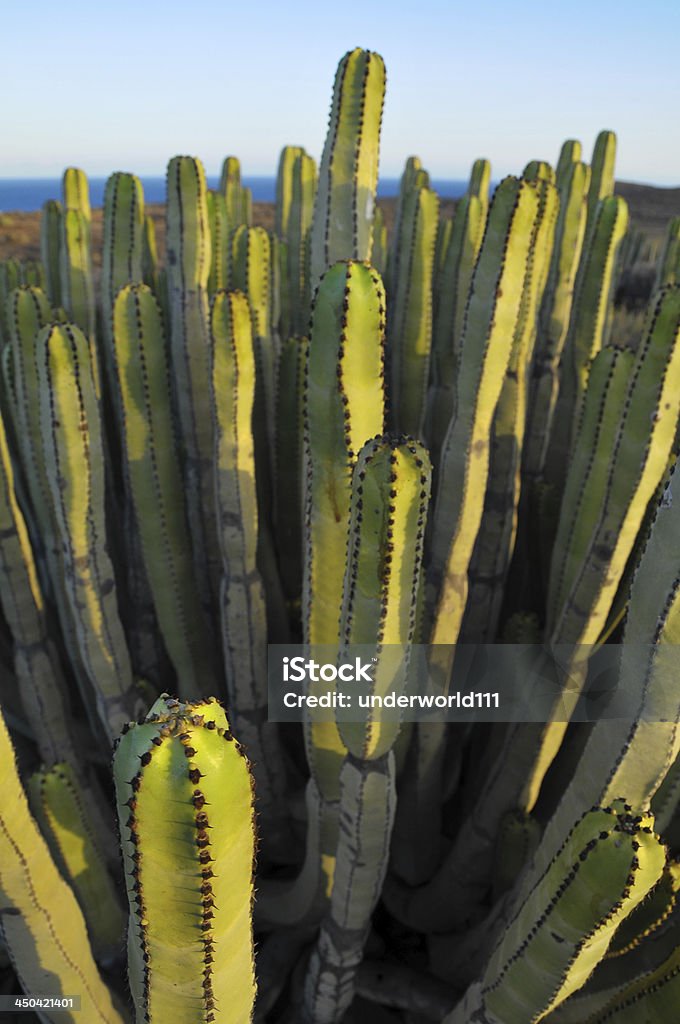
top-left (0, 46), bottom-right (679, 1024)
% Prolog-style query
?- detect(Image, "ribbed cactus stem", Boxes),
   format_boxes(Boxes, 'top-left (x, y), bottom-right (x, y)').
top-left (40, 199), bottom-right (62, 306)
top-left (388, 185), bottom-right (439, 438)
top-left (337, 435), bottom-right (431, 760)
top-left (165, 155), bottom-right (221, 613)
top-left (211, 288), bottom-right (290, 848)
top-left (0, 708), bottom-right (126, 1024)
top-left (206, 190), bottom-right (229, 294)
top-left (309, 49), bottom-right (386, 289)
top-left (445, 803), bottom-right (665, 1024)
top-left (274, 334), bottom-right (308, 606)
top-left (59, 208), bottom-right (95, 340)
top-left (37, 322), bottom-right (138, 739)
top-left (654, 214), bottom-right (680, 290)
top-left (113, 695), bottom-right (256, 1024)
top-left (27, 763), bottom-right (125, 961)
top-left (113, 284), bottom-right (216, 695)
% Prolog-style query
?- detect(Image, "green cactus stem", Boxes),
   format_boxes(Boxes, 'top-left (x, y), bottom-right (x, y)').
top-left (544, 195), bottom-right (628, 485)
top-left (309, 48), bottom-right (386, 289)
top-left (654, 215), bottom-right (680, 290)
top-left (445, 803), bottom-right (666, 1024)
top-left (388, 184), bottom-right (439, 438)
top-left (274, 334), bottom-right (308, 608)
top-left (113, 283), bottom-right (216, 695)
top-left (40, 199), bottom-right (63, 306)
top-left (303, 260), bottom-right (386, 795)
top-left (165, 155), bottom-right (221, 614)
top-left (337, 435), bottom-right (431, 761)
top-left (60, 208), bottom-right (95, 341)
top-left (113, 695), bottom-right (256, 1024)
top-left (302, 754), bottom-right (397, 1024)
top-left (211, 288), bottom-right (291, 849)
top-left (206, 190), bottom-right (229, 294)
top-left (37, 322), bottom-right (139, 739)
top-left (27, 763), bottom-right (125, 961)
top-left (0, 708), bottom-right (126, 1024)
top-left (462, 173), bottom-right (558, 641)
top-left (523, 159), bottom-right (591, 482)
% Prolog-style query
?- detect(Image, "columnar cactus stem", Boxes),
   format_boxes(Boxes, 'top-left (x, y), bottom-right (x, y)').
top-left (40, 199), bottom-right (62, 306)
top-left (428, 176), bottom-right (541, 648)
top-left (545, 195), bottom-right (628, 484)
top-left (309, 49), bottom-right (386, 289)
top-left (462, 173), bottom-right (558, 641)
top-left (211, 288), bottom-right (290, 848)
top-left (0, 397), bottom-right (77, 769)
top-left (27, 763), bottom-right (125, 961)
top-left (445, 804), bottom-right (666, 1024)
top-left (206, 190), bottom-right (229, 294)
top-left (371, 204), bottom-right (387, 278)
top-left (654, 215), bottom-right (680, 290)
top-left (165, 155), bottom-right (221, 614)
top-left (585, 130), bottom-right (617, 236)
top-left (113, 695), bottom-right (256, 1024)
top-left (387, 184), bottom-right (439, 438)
top-left (37, 322), bottom-right (139, 739)
top-left (287, 150), bottom-right (317, 336)
top-left (0, 708), bottom-right (126, 1024)
top-left (302, 755), bottom-right (397, 1024)
top-left (555, 138), bottom-right (582, 185)
top-left (274, 334), bottom-right (308, 607)
top-left (59, 208), bottom-right (96, 341)
top-left (337, 436), bottom-right (431, 760)
top-left (113, 284), bottom-right (216, 695)
top-left (275, 145), bottom-right (304, 241)
top-left (523, 159), bottom-right (591, 481)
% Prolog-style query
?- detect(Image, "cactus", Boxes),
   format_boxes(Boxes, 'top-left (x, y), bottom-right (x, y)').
top-left (40, 199), bottom-right (63, 305)
top-left (387, 184), bottom-right (439, 438)
top-left (113, 695), bottom-right (256, 1024)
top-left (654, 214), bottom-right (680, 290)
top-left (113, 283), bottom-right (216, 694)
top-left (445, 804), bottom-right (666, 1024)
top-left (0, 708), bottom-right (126, 1024)
top-left (37, 322), bottom-right (140, 739)
top-left (309, 48), bottom-right (386, 288)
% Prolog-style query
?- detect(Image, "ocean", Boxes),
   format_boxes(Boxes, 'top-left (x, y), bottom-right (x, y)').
top-left (0, 176), bottom-right (469, 213)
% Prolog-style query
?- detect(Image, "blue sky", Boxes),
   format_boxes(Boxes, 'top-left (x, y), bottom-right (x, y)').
top-left (2, 0), bottom-right (678, 185)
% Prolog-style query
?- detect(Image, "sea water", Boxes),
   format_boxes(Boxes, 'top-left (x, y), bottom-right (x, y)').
top-left (0, 176), bottom-right (469, 213)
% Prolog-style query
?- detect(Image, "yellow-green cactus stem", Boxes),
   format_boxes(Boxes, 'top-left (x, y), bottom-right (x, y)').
top-left (62, 166), bottom-right (91, 230)
top-left (220, 155), bottom-right (244, 227)
top-left (40, 199), bottom-right (63, 306)
top-left (545, 195), bottom-right (629, 483)
top-left (302, 754), bottom-right (397, 1024)
top-left (21, 259), bottom-right (46, 290)
top-left (309, 49), bottom-right (386, 289)
top-left (462, 174), bottom-right (558, 641)
top-left (113, 283), bottom-right (216, 696)
top-left (206, 190), bottom-right (229, 294)
top-left (555, 138), bottom-right (582, 186)
top-left (654, 215), bottom-right (680, 290)
top-left (142, 214), bottom-right (159, 293)
top-left (523, 159), bottom-right (591, 481)
top-left (371, 204), bottom-right (387, 278)
top-left (211, 288), bottom-right (290, 849)
top-left (101, 172), bottom-right (145, 371)
top-left (275, 145), bottom-right (305, 241)
top-left (445, 803), bottom-right (666, 1024)
top-left (0, 258), bottom-right (22, 342)
top-left (60, 208), bottom-right (95, 341)
top-left (585, 130), bottom-right (617, 236)
top-left (469, 157), bottom-right (491, 211)
top-left (274, 334), bottom-right (308, 608)
top-left (428, 176), bottom-right (541, 648)
top-left (27, 763), bottom-right (125, 962)
top-left (388, 184), bottom-right (439, 438)
top-left (165, 155), bottom-right (221, 614)
top-left (0, 708), bottom-right (126, 1024)
top-left (337, 435), bottom-right (431, 761)
top-left (37, 322), bottom-right (139, 739)
top-left (113, 695), bottom-right (256, 1024)
top-left (288, 150), bottom-right (318, 336)
top-left (0, 394), bottom-right (77, 769)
